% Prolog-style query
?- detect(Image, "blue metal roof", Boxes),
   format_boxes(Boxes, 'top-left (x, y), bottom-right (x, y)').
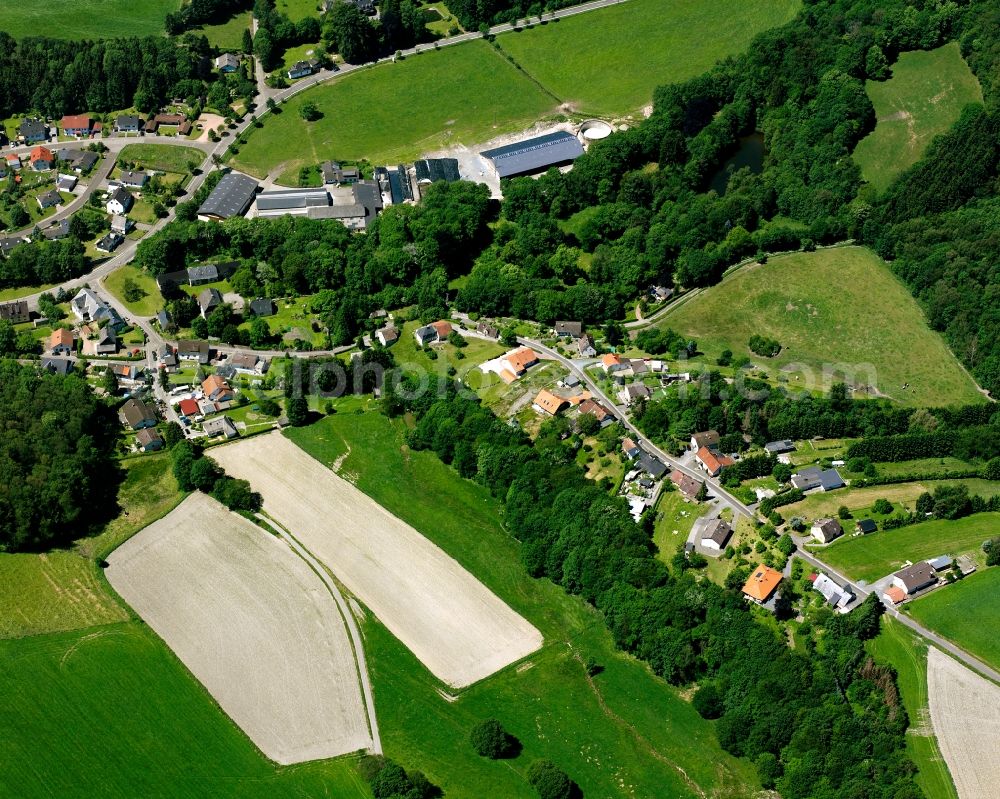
top-left (480, 131), bottom-right (584, 178)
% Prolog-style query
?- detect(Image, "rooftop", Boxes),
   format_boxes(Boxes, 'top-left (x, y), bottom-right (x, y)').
top-left (198, 172), bottom-right (259, 220)
top-left (480, 131), bottom-right (585, 178)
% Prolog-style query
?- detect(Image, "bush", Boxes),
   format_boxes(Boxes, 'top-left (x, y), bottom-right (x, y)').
top-left (838, 505), bottom-right (852, 519)
top-left (470, 718), bottom-right (517, 759)
top-left (984, 537), bottom-right (1000, 567)
top-left (527, 760), bottom-right (574, 799)
top-left (692, 683), bottom-right (723, 719)
top-left (872, 498), bottom-right (894, 515)
top-left (748, 334), bottom-right (781, 357)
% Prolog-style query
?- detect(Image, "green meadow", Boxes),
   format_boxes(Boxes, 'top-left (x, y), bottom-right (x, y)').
top-left (0, 0), bottom-right (179, 40)
top-left (118, 143), bottom-right (204, 174)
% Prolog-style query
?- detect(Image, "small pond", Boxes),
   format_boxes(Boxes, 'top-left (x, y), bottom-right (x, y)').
top-left (708, 132), bottom-right (765, 195)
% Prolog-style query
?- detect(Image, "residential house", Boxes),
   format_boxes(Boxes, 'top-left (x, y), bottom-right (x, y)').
top-left (500, 347), bottom-right (538, 382)
top-left (811, 517), bottom-right (843, 544)
top-left (577, 334), bottom-right (596, 358)
top-left (59, 114), bottom-right (93, 137)
top-left (42, 218), bottom-right (71, 241)
top-left (622, 438), bottom-right (642, 460)
top-left (287, 59), bottom-right (320, 79)
top-left (690, 430), bottom-right (720, 452)
top-left (0, 300), bottom-right (30, 324)
top-left (84, 325), bottom-right (118, 355)
top-left (112, 363), bottom-right (145, 384)
top-left (56, 173), bottom-right (77, 192)
top-left (40, 357), bottom-right (75, 376)
top-left (249, 297), bottom-right (275, 317)
top-left (4, 153), bottom-right (21, 171)
top-left (563, 373), bottom-right (581, 388)
top-left (601, 353), bottom-right (626, 373)
top-left (187, 264), bottom-right (220, 285)
top-left (414, 320), bottom-right (452, 346)
top-left (203, 415), bottom-right (239, 439)
top-left (0, 236), bottom-right (27, 258)
top-left (198, 288), bottom-right (223, 317)
top-left (811, 573), bottom-right (853, 612)
top-left (71, 288), bottom-right (114, 324)
top-left (742, 564), bottom-right (783, 605)
top-left (110, 215), bottom-right (133, 235)
top-left (229, 352), bottom-right (267, 375)
top-left (891, 562), bottom-right (938, 595)
top-left (30, 146), bottom-right (54, 171)
top-left (701, 519), bottom-right (733, 552)
top-left (214, 53), bottom-right (242, 72)
top-left (791, 466), bottom-right (845, 492)
top-left (48, 328), bottom-right (75, 355)
top-left (118, 398), bottom-right (157, 430)
top-left (36, 190), bottom-right (62, 210)
top-left (637, 453), bottom-right (667, 479)
top-left (375, 326), bottom-right (399, 347)
top-left (618, 383), bottom-right (650, 406)
top-left (695, 446), bottom-right (734, 477)
top-left (106, 187), bottom-right (134, 215)
top-left (70, 151), bottom-right (98, 173)
top-left (135, 428), bottom-right (164, 452)
top-left (555, 320), bottom-right (583, 337)
top-left (19, 119), bottom-right (48, 143)
top-left (176, 398), bottom-right (199, 418)
top-left (669, 470), bottom-right (703, 500)
top-left (628, 359), bottom-right (648, 377)
top-left (177, 340), bottom-right (210, 364)
top-left (477, 321), bottom-right (499, 339)
top-left (650, 285), bottom-right (673, 302)
top-left (532, 389), bottom-right (568, 416)
top-left (202, 374), bottom-right (235, 402)
top-left (764, 440), bottom-right (796, 455)
top-left (883, 586), bottom-right (907, 605)
top-left (114, 114), bottom-right (142, 133)
top-left (160, 350), bottom-right (178, 371)
top-left (577, 398), bottom-right (614, 428)
top-left (95, 232), bottom-right (124, 253)
top-left (119, 170), bottom-right (148, 189)
top-left (856, 518), bottom-right (878, 535)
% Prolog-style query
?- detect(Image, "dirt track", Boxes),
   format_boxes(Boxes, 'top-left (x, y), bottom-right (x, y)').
top-left (211, 432), bottom-right (543, 688)
top-left (105, 492), bottom-right (374, 764)
top-left (927, 646), bottom-right (1000, 799)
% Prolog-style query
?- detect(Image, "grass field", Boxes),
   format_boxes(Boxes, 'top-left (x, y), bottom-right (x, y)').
top-left (0, 455), bottom-right (182, 640)
top-left (232, 41), bottom-right (555, 182)
top-left (496, 0), bottom-right (800, 116)
top-left (104, 264), bottom-right (162, 317)
top-left (197, 11), bottom-right (252, 50)
top-left (653, 489), bottom-right (709, 562)
top-left (853, 43), bottom-right (982, 192)
top-left (286, 412), bottom-right (761, 798)
top-left (118, 143), bottom-right (204, 174)
top-left (869, 618), bottom-right (959, 799)
top-left (810, 513), bottom-right (999, 584)
top-left (0, 0), bottom-right (178, 39)
top-left (907, 568), bottom-right (1000, 672)
top-left (658, 246), bottom-right (986, 407)
top-left (276, 0), bottom-right (320, 21)
top-left (0, 624), bottom-right (371, 798)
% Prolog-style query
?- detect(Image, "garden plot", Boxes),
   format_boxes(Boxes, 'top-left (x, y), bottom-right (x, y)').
top-left (105, 492), bottom-right (373, 764)
top-left (927, 647), bottom-right (1000, 799)
top-left (211, 432), bottom-right (543, 688)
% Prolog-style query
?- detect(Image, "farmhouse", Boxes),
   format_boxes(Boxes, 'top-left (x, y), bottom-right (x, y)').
top-left (59, 114), bottom-right (93, 137)
top-left (670, 470), bottom-right (702, 500)
top-left (891, 561), bottom-right (938, 595)
top-left (811, 572), bottom-right (853, 612)
top-left (202, 374), bottom-right (235, 402)
top-left (856, 518), bottom-right (878, 535)
top-left (532, 389), bottom-right (568, 416)
top-left (690, 430), bottom-right (720, 452)
top-left (742, 564), bottom-right (783, 605)
top-left (375, 326), bottom-right (398, 346)
top-left (0, 300), bottom-right (30, 324)
top-left (791, 466), bottom-right (845, 492)
top-left (118, 398), bottom-right (157, 430)
top-left (480, 130), bottom-right (585, 179)
top-left (695, 446), bottom-right (734, 477)
top-left (811, 517), bottom-right (843, 544)
top-left (198, 172), bottom-right (259, 221)
top-left (701, 519), bottom-right (733, 552)
top-left (578, 398), bottom-right (614, 427)
top-left (321, 161), bottom-right (360, 184)
top-left (48, 328), bottom-right (75, 355)
top-left (555, 320), bottom-right (582, 337)
top-left (106, 187), bottom-right (134, 215)
top-left (30, 146), bottom-right (54, 171)
top-left (177, 340), bottom-right (210, 364)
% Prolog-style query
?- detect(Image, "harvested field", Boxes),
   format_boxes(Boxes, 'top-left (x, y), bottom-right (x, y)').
top-left (926, 647), bottom-right (1000, 799)
top-left (211, 432), bottom-right (543, 688)
top-left (105, 492), bottom-right (373, 764)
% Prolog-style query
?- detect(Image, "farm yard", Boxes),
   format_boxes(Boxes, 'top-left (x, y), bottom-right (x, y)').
top-left (105, 492), bottom-right (374, 763)
top-left (0, 0), bottom-right (179, 40)
top-left (496, 0), bottom-right (800, 116)
top-left (210, 431), bottom-right (544, 689)
top-left (907, 568), bottom-right (1000, 672)
top-left (659, 247), bottom-right (987, 407)
top-left (285, 411), bottom-right (762, 798)
top-left (808, 513), bottom-right (1000, 584)
top-left (853, 43), bottom-right (982, 192)
top-left (231, 41), bottom-right (555, 184)
top-left (927, 647), bottom-right (1000, 799)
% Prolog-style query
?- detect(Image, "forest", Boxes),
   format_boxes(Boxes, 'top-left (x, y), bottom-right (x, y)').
top-left (0, 361), bottom-right (120, 552)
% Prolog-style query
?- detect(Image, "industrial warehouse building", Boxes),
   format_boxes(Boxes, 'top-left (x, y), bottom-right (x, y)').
top-left (480, 131), bottom-right (584, 179)
top-left (198, 172), bottom-right (259, 221)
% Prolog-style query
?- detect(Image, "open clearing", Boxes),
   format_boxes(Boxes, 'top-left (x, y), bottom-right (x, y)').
top-left (211, 431), bottom-right (543, 688)
top-left (232, 40), bottom-right (555, 182)
top-left (0, 0), bottom-right (178, 39)
top-left (118, 143), bottom-right (204, 174)
top-left (809, 513), bottom-right (999, 584)
top-left (853, 43), bottom-right (983, 192)
top-left (659, 246), bottom-right (986, 407)
top-left (870, 619), bottom-right (958, 799)
top-left (927, 647), bottom-right (1000, 799)
top-left (497, 0), bottom-right (800, 116)
top-left (106, 491), bottom-right (372, 763)
top-left (907, 568), bottom-right (1000, 673)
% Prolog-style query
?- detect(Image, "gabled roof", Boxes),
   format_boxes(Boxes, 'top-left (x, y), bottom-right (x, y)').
top-left (119, 398), bottom-right (155, 428)
top-left (30, 145), bottom-right (54, 163)
top-left (249, 297), bottom-right (275, 316)
top-left (555, 320), bottom-right (582, 336)
top-left (533, 389), bottom-right (567, 415)
top-left (178, 398), bottom-right (200, 416)
top-left (60, 114), bottom-right (91, 130)
top-left (431, 320), bottom-right (452, 339)
top-left (637, 453), bottom-right (667, 478)
top-left (480, 131), bottom-right (584, 178)
top-left (670, 470), bottom-right (702, 499)
top-left (49, 328), bottom-right (75, 350)
top-left (202, 374), bottom-right (231, 396)
top-left (696, 446), bottom-right (734, 474)
top-left (198, 171), bottom-right (259, 220)
top-left (893, 561), bottom-right (937, 593)
top-left (135, 428), bottom-right (163, 447)
top-left (764, 439), bottom-right (795, 454)
top-left (602, 353), bottom-right (622, 368)
top-left (856, 518), bottom-right (878, 533)
top-left (504, 347), bottom-right (538, 374)
top-left (578, 398), bottom-right (612, 421)
top-left (702, 518), bottom-right (733, 547)
top-left (691, 430), bottom-right (720, 449)
top-left (198, 287), bottom-right (222, 310)
top-left (812, 518), bottom-right (842, 539)
top-left (742, 565), bottom-right (782, 602)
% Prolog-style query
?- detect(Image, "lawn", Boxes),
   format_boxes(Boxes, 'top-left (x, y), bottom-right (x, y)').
top-left (286, 412), bottom-right (761, 798)
top-left (809, 513), bottom-right (1000, 584)
top-left (906, 567), bottom-right (1000, 672)
top-left (657, 246), bottom-right (986, 407)
top-left (868, 618), bottom-right (959, 799)
top-left (853, 43), bottom-right (982, 192)
top-left (0, 454), bottom-right (183, 640)
top-left (0, 624), bottom-right (371, 798)
top-left (0, 0), bottom-right (178, 39)
top-left (0, 283), bottom-right (57, 301)
top-left (652, 489), bottom-right (709, 562)
top-left (104, 264), bottom-right (162, 317)
top-left (277, 41), bottom-right (325, 77)
top-left (276, 0), bottom-right (321, 21)
top-left (118, 143), bottom-right (205, 174)
top-left (496, 0), bottom-right (800, 116)
top-left (232, 40), bottom-right (555, 182)
top-left (197, 11), bottom-right (252, 50)
top-left (238, 295), bottom-right (327, 347)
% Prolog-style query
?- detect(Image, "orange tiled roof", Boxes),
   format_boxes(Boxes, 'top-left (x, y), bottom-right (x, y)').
top-left (742, 565), bottom-right (783, 602)
top-left (60, 114), bottom-right (92, 130)
top-left (885, 586), bottom-right (906, 605)
top-left (504, 346), bottom-right (538, 374)
top-left (697, 446), bottom-right (734, 474)
top-left (49, 328), bottom-right (74, 349)
top-left (30, 145), bottom-right (53, 162)
top-left (431, 320), bottom-right (453, 339)
top-left (602, 353), bottom-right (622, 368)
top-left (533, 389), bottom-right (567, 415)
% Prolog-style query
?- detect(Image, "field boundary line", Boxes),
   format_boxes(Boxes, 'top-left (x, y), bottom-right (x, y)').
top-left (258, 513), bottom-right (382, 754)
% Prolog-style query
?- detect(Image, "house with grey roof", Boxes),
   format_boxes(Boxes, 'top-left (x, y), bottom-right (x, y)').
top-left (106, 187), bottom-right (134, 215)
top-left (203, 415), bottom-right (238, 439)
top-left (812, 572), bottom-right (853, 612)
top-left (136, 428), bottom-right (164, 452)
top-left (198, 287), bottom-right (223, 316)
top-left (791, 466), bottom-right (845, 492)
top-left (891, 562), bottom-right (938, 595)
top-left (0, 300), bottom-right (30, 323)
top-left (114, 114), bottom-right (142, 133)
top-left (40, 357), bottom-right (75, 376)
top-left (37, 189), bottom-right (62, 210)
top-left (810, 517), bottom-right (843, 544)
top-left (198, 172), bottom-right (259, 221)
top-left (765, 440), bottom-right (796, 455)
top-left (119, 398), bottom-right (157, 430)
top-left (214, 53), bottom-right (242, 72)
top-left (119, 170), bottom-right (148, 188)
top-left (177, 340), bottom-right (210, 364)
top-left (96, 231), bottom-right (124, 253)
top-left (480, 131), bottom-right (584, 179)
top-left (19, 118), bottom-right (48, 143)
top-left (637, 453), bottom-right (667, 479)
top-left (701, 519), bottom-right (733, 552)
top-left (249, 297), bottom-right (275, 317)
